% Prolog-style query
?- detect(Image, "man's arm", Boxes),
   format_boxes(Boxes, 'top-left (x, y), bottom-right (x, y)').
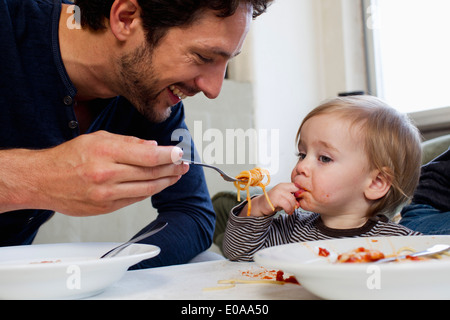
top-left (0, 131), bottom-right (188, 216)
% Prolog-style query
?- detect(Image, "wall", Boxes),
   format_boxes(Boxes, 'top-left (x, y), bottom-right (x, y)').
top-left (251, 0), bottom-right (324, 184)
top-left (251, 0), bottom-right (367, 184)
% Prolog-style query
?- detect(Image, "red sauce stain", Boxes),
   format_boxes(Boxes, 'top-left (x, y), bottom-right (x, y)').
top-left (240, 267), bottom-right (299, 285)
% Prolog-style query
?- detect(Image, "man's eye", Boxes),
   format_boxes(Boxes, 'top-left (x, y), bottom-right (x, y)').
top-left (319, 155), bottom-right (332, 163)
top-left (196, 53), bottom-right (213, 63)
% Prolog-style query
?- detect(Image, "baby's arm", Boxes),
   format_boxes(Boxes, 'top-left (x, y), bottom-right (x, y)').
top-left (237, 183), bottom-right (300, 217)
top-left (223, 183), bottom-right (303, 261)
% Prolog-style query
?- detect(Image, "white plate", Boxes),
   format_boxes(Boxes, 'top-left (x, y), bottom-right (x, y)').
top-left (0, 242), bottom-right (160, 299)
top-left (254, 235), bottom-right (450, 300)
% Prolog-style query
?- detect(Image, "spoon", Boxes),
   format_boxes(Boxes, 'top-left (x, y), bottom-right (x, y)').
top-left (373, 244), bottom-right (450, 264)
top-left (100, 222), bottom-right (168, 258)
top-left (181, 159), bottom-right (243, 182)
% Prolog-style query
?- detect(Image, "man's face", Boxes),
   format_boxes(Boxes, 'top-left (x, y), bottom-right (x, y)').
top-left (117, 4), bottom-right (252, 122)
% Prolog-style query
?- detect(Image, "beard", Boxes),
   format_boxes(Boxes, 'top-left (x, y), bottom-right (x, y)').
top-left (117, 44), bottom-right (172, 123)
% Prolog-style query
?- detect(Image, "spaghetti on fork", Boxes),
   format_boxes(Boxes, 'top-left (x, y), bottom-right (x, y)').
top-left (234, 168), bottom-right (275, 216)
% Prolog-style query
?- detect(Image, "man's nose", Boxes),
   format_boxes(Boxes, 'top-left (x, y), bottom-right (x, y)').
top-left (195, 63), bottom-right (227, 99)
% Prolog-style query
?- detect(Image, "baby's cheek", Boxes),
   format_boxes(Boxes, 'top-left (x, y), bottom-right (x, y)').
top-left (319, 194), bottom-right (331, 203)
top-left (316, 189), bottom-right (335, 204)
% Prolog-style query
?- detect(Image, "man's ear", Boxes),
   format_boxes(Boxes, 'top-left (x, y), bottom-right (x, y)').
top-left (364, 168), bottom-right (392, 201)
top-left (109, 0), bottom-right (141, 42)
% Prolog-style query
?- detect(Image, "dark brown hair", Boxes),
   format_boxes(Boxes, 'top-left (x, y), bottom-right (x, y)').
top-left (75, 0), bottom-right (272, 47)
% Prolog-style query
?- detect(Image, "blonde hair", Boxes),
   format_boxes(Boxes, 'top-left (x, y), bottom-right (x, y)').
top-left (296, 95), bottom-right (422, 217)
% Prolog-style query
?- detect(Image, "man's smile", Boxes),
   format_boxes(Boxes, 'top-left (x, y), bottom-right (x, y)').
top-left (169, 85), bottom-right (187, 100)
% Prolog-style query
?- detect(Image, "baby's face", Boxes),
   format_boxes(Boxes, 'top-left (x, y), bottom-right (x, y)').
top-left (291, 114), bottom-right (374, 216)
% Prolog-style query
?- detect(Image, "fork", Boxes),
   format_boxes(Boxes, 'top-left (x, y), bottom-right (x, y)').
top-left (373, 244), bottom-right (450, 264)
top-left (100, 222), bottom-right (168, 258)
top-left (181, 159), bottom-right (242, 182)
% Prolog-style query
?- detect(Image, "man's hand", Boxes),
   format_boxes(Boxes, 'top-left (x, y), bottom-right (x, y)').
top-left (0, 131), bottom-right (189, 216)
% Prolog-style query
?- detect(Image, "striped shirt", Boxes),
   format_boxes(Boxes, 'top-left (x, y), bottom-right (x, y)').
top-left (223, 201), bottom-right (422, 262)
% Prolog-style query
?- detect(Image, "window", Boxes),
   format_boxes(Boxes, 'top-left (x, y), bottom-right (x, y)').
top-left (363, 0), bottom-right (450, 115)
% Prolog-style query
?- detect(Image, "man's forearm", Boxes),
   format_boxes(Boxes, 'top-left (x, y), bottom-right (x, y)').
top-left (0, 148), bottom-right (43, 213)
top-left (0, 131), bottom-right (189, 216)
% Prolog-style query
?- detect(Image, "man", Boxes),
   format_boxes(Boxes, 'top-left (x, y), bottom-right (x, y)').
top-left (400, 149), bottom-right (450, 235)
top-left (0, 0), bottom-right (272, 268)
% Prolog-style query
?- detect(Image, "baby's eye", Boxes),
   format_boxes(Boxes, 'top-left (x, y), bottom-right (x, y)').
top-left (319, 155), bottom-right (332, 163)
top-left (296, 152), bottom-right (306, 160)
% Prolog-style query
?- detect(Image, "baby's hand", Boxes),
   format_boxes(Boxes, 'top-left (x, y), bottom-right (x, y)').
top-left (267, 183), bottom-right (301, 215)
top-left (238, 183), bottom-right (301, 217)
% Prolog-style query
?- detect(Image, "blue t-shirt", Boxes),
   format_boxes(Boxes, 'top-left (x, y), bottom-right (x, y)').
top-left (0, 0), bottom-right (215, 268)
top-left (413, 148), bottom-right (450, 212)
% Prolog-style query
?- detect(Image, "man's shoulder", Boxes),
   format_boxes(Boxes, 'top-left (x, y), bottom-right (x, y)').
top-left (2, 0), bottom-right (56, 16)
top-left (0, 0), bottom-right (56, 39)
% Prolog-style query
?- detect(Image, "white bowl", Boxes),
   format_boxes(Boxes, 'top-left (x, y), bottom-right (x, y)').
top-left (254, 235), bottom-right (450, 300)
top-left (0, 242), bottom-right (160, 299)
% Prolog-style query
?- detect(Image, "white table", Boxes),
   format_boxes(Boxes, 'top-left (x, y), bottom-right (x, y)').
top-left (87, 260), bottom-right (319, 300)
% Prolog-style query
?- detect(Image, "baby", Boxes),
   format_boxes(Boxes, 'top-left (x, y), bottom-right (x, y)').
top-left (224, 95), bottom-right (423, 261)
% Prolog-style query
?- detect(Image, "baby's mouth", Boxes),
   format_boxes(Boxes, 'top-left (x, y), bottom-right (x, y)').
top-left (294, 190), bottom-right (305, 199)
top-left (293, 186), bottom-right (309, 199)
top-left (169, 85), bottom-right (187, 100)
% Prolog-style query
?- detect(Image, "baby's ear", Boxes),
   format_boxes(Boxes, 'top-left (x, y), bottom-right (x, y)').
top-left (364, 168), bottom-right (392, 200)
